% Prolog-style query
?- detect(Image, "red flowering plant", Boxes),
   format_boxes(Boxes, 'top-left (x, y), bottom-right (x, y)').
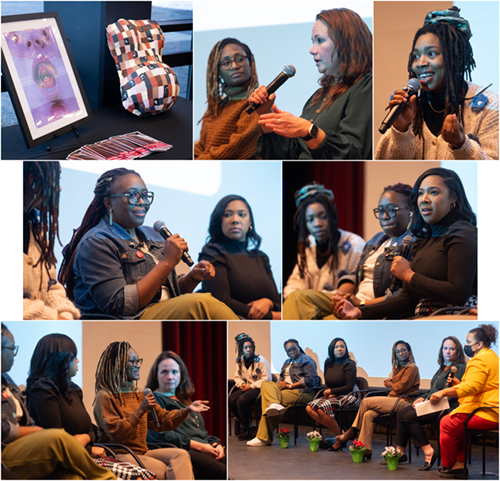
top-left (276, 428), bottom-right (290, 439)
top-left (349, 439), bottom-right (367, 451)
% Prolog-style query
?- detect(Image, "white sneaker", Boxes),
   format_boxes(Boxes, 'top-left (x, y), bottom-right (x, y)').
top-left (265, 403), bottom-right (285, 416)
top-left (247, 437), bottom-right (270, 446)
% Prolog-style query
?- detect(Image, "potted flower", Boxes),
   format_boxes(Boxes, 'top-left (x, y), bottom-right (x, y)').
top-left (381, 446), bottom-right (402, 470)
top-left (349, 439), bottom-right (367, 463)
top-left (276, 428), bottom-right (290, 448)
top-left (305, 431), bottom-right (322, 452)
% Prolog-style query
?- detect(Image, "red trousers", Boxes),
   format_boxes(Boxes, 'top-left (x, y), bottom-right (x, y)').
top-left (440, 413), bottom-right (498, 468)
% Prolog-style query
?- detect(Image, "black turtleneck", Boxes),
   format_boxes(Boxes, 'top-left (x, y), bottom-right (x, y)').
top-left (199, 238), bottom-right (281, 318)
top-left (359, 219), bottom-right (477, 319)
top-left (323, 358), bottom-right (357, 395)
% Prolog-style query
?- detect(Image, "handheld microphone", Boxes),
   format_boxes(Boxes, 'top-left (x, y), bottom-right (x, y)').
top-left (390, 235), bottom-right (415, 292)
top-left (153, 220), bottom-right (194, 267)
top-left (245, 65), bottom-right (296, 114)
top-left (143, 388), bottom-right (160, 428)
top-left (379, 79), bottom-right (421, 134)
top-left (447, 366), bottom-right (458, 386)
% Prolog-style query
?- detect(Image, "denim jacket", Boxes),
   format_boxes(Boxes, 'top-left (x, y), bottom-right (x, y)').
top-left (73, 217), bottom-right (180, 318)
top-left (2, 373), bottom-right (36, 447)
top-left (279, 352), bottom-right (320, 392)
top-left (338, 229), bottom-right (413, 298)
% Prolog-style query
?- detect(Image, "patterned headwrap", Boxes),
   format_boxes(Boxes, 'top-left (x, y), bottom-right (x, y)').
top-left (424, 8), bottom-right (472, 40)
top-left (294, 183), bottom-right (334, 207)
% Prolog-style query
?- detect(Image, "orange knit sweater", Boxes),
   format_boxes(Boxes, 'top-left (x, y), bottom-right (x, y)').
top-left (194, 99), bottom-right (261, 160)
top-left (94, 390), bottom-right (188, 454)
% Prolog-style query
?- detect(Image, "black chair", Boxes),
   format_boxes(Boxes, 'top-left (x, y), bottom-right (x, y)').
top-left (94, 443), bottom-right (147, 469)
top-left (288, 387), bottom-right (319, 445)
top-left (463, 406), bottom-right (499, 477)
top-left (428, 306), bottom-right (473, 317)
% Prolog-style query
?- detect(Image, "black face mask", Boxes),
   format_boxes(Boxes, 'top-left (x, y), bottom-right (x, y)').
top-left (464, 342), bottom-right (480, 357)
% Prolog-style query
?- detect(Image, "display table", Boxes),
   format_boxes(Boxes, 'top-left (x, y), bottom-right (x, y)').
top-left (1, 97), bottom-right (193, 160)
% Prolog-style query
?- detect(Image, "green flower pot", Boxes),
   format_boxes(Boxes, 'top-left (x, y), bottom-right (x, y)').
top-left (385, 454), bottom-right (401, 470)
top-left (350, 447), bottom-right (366, 463)
top-left (308, 438), bottom-right (321, 452)
top-left (279, 436), bottom-right (290, 448)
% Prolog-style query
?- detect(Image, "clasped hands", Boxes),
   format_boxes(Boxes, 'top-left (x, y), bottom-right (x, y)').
top-left (278, 380), bottom-right (292, 390)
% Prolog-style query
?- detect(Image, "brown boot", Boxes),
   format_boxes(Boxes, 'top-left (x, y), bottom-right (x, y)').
top-left (336, 427), bottom-right (358, 443)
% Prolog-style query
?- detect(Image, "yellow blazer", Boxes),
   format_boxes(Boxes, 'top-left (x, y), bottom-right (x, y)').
top-left (452, 348), bottom-right (499, 423)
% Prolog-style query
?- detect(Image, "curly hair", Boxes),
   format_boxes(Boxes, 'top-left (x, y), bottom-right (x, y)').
top-left (26, 334), bottom-right (77, 403)
top-left (391, 340), bottom-right (416, 368)
top-left (201, 37), bottom-right (259, 121)
top-left (469, 324), bottom-right (498, 348)
top-left (206, 194), bottom-right (261, 249)
top-left (95, 341), bottom-right (137, 405)
top-left (23, 161), bottom-right (61, 289)
top-left (410, 167), bottom-right (476, 238)
top-left (311, 8), bottom-right (372, 111)
top-left (58, 168), bottom-right (141, 298)
top-left (145, 351), bottom-right (195, 406)
top-left (382, 183), bottom-right (413, 205)
top-left (437, 335), bottom-right (466, 370)
top-left (407, 8), bottom-right (475, 139)
top-left (293, 183), bottom-right (340, 278)
top-left (283, 338), bottom-right (305, 355)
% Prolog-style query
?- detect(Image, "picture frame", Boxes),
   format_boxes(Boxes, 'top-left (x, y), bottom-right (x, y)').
top-left (1, 11), bottom-right (92, 149)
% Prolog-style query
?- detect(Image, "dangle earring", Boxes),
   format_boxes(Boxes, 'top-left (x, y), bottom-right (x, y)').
top-left (407, 211), bottom-right (413, 229)
top-left (108, 209), bottom-right (113, 226)
top-left (249, 225), bottom-right (253, 231)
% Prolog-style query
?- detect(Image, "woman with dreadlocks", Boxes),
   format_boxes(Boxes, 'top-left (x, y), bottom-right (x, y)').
top-left (58, 167), bottom-right (238, 320)
top-left (194, 38), bottom-right (261, 159)
top-left (282, 182), bottom-right (365, 320)
top-left (229, 333), bottom-right (271, 440)
top-left (376, 6), bottom-right (499, 160)
top-left (94, 341), bottom-right (210, 479)
top-left (249, 8), bottom-right (372, 160)
top-left (23, 161), bottom-right (79, 320)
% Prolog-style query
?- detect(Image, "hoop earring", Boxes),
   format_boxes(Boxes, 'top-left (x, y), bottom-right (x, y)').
top-left (451, 203), bottom-right (456, 209)
top-left (108, 209), bottom-right (113, 226)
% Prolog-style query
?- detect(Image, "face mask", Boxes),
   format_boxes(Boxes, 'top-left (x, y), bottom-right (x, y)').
top-left (464, 344), bottom-right (477, 357)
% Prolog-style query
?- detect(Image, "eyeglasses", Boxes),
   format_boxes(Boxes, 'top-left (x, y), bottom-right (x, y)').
top-left (2, 345), bottom-right (19, 356)
top-left (219, 55), bottom-right (248, 70)
top-left (128, 358), bottom-right (143, 367)
top-left (373, 205), bottom-right (408, 219)
top-left (109, 191), bottom-right (155, 205)
top-left (286, 347), bottom-right (298, 354)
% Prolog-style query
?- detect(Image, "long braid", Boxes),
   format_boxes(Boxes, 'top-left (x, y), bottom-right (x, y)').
top-left (23, 162), bottom-right (61, 290)
top-left (58, 168), bottom-right (140, 299)
top-left (201, 38), bottom-right (259, 122)
top-left (408, 20), bottom-right (475, 139)
top-left (95, 341), bottom-right (137, 405)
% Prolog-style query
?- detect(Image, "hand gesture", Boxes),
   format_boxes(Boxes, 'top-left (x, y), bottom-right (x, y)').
top-left (331, 296), bottom-right (360, 320)
top-left (197, 443), bottom-right (220, 459)
top-left (139, 391), bottom-right (157, 416)
top-left (241, 384), bottom-right (253, 392)
top-left (214, 444), bottom-right (225, 460)
top-left (258, 104), bottom-right (311, 139)
top-left (447, 374), bottom-right (460, 386)
top-left (387, 89), bottom-right (417, 133)
top-left (248, 85), bottom-right (276, 117)
top-left (247, 298), bottom-right (273, 319)
top-left (189, 260), bottom-right (215, 283)
top-left (188, 400), bottom-right (210, 413)
top-left (384, 379), bottom-right (393, 388)
top-left (278, 380), bottom-right (288, 389)
top-left (162, 233), bottom-right (188, 268)
top-left (441, 114), bottom-right (466, 149)
top-left (390, 256), bottom-right (413, 283)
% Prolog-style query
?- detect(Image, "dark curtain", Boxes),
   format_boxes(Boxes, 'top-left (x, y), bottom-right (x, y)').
top-left (161, 321), bottom-right (226, 443)
top-left (283, 161), bottom-right (365, 283)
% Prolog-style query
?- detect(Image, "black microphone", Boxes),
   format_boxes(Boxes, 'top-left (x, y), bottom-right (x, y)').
top-left (379, 79), bottom-right (421, 134)
top-left (245, 64), bottom-right (296, 114)
top-left (447, 365), bottom-right (458, 386)
top-left (390, 235), bottom-right (415, 292)
top-left (143, 388), bottom-right (160, 428)
top-left (153, 220), bottom-right (194, 267)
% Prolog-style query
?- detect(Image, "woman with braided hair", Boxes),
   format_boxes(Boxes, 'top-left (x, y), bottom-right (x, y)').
top-left (376, 6), bottom-right (499, 160)
top-left (282, 182), bottom-right (365, 320)
top-left (194, 38), bottom-right (261, 159)
top-left (93, 341), bottom-right (210, 479)
top-left (58, 167), bottom-right (238, 319)
top-left (23, 161), bottom-right (79, 320)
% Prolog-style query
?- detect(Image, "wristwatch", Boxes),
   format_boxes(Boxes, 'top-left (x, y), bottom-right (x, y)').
top-left (359, 300), bottom-right (366, 307)
top-left (302, 122), bottom-right (319, 141)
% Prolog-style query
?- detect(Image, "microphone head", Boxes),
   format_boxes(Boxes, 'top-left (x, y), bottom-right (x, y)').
top-left (402, 235), bottom-right (415, 247)
top-left (407, 78), bottom-right (421, 94)
top-left (153, 220), bottom-right (165, 232)
top-left (283, 65), bottom-right (296, 77)
top-left (143, 388), bottom-right (152, 396)
top-left (451, 366), bottom-right (458, 373)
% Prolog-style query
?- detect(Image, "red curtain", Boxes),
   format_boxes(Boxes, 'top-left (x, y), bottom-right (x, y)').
top-left (161, 321), bottom-right (226, 443)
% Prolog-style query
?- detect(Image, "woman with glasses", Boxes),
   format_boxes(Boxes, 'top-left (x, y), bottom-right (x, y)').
top-left (247, 339), bottom-right (320, 447)
top-left (335, 183), bottom-right (413, 308)
top-left (23, 161), bottom-right (80, 320)
top-left (337, 340), bottom-right (420, 461)
top-left (248, 8), bottom-right (372, 160)
top-left (333, 167), bottom-right (477, 319)
top-left (194, 38), bottom-right (261, 159)
top-left (94, 341), bottom-right (210, 479)
top-left (59, 168), bottom-right (238, 320)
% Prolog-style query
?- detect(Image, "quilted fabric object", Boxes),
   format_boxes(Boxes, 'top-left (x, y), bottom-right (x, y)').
top-left (106, 19), bottom-right (179, 116)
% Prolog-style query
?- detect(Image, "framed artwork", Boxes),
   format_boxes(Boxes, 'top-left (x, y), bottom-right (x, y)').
top-left (1, 11), bottom-right (92, 149)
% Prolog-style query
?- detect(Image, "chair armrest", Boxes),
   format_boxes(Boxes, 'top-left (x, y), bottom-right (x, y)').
top-left (94, 443), bottom-right (147, 469)
top-left (147, 442), bottom-right (179, 450)
top-left (389, 391), bottom-right (421, 414)
top-left (464, 406), bottom-right (499, 428)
